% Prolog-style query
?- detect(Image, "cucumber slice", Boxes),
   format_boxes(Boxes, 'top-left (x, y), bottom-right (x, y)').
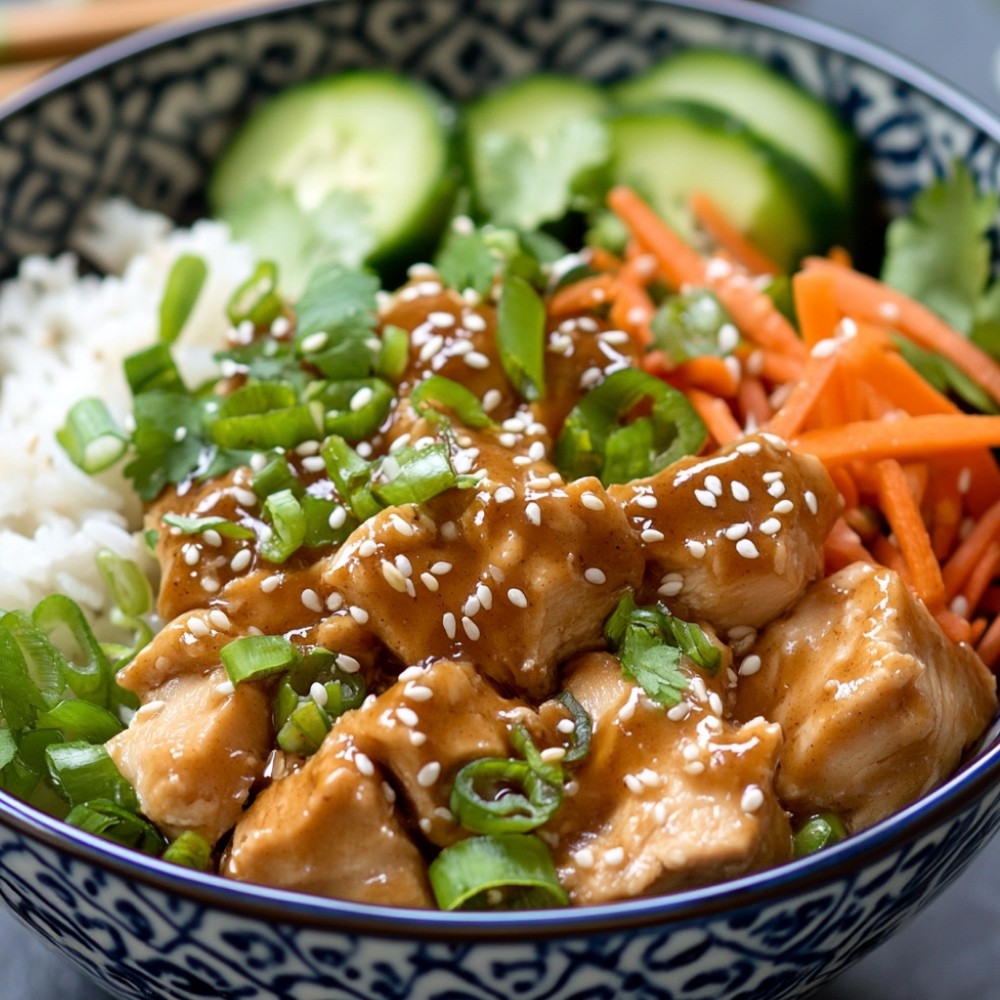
top-left (614, 49), bottom-right (857, 210)
top-left (608, 101), bottom-right (842, 271)
top-left (209, 71), bottom-right (453, 293)
top-left (461, 75), bottom-right (613, 230)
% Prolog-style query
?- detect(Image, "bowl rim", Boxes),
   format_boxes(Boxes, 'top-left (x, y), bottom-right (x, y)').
top-left (2, 0), bottom-right (1000, 940)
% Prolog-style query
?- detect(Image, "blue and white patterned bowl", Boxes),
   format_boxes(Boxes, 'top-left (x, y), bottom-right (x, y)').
top-left (2, 2), bottom-right (1000, 998)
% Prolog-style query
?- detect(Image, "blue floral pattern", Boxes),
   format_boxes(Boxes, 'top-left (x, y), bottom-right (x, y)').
top-left (2, 1), bottom-right (1000, 998)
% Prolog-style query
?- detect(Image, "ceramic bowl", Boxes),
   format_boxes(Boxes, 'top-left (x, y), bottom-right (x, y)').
top-left (2, 2), bottom-right (1000, 999)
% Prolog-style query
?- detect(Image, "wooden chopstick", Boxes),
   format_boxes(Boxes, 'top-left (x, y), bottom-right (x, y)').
top-left (0, 0), bottom-right (265, 64)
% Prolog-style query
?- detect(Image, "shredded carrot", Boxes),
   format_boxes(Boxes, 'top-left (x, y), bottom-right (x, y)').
top-left (936, 607), bottom-right (974, 645)
top-left (875, 458), bottom-right (945, 609)
top-left (676, 355), bottom-right (740, 398)
top-left (961, 540), bottom-right (1000, 615)
top-left (586, 245), bottom-right (622, 273)
top-left (742, 347), bottom-right (806, 385)
top-left (827, 245), bottom-right (854, 268)
top-left (766, 348), bottom-right (840, 440)
top-left (804, 256), bottom-right (1000, 408)
top-left (942, 496), bottom-right (1000, 601)
top-left (736, 376), bottom-right (773, 429)
top-left (688, 190), bottom-right (782, 276)
top-left (791, 414), bottom-right (1000, 465)
top-left (977, 612), bottom-right (1000, 667)
top-left (610, 258), bottom-right (656, 350)
top-left (548, 272), bottom-right (620, 317)
top-left (686, 388), bottom-right (742, 446)
top-left (792, 269), bottom-right (839, 347)
top-left (824, 517), bottom-right (875, 573)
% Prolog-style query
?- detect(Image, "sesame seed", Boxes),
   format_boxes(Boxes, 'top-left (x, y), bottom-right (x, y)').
top-left (540, 747), bottom-right (566, 763)
top-left (417, 761), bottom-right (441, 787)
top-left (557, 718), bottom-right (577, 734)
top-left (708, 692), bottom-right (724, 716)
top-left (604, 847), bottom-right (625, 867)
top-left (667, 701), bottom-right (691, 722)
top-left (183, 544), bottom-right (200, 566)
top-left (327, 505), bottom-right (347, 530)
top-left (349, 606), bottom-right (369, 624)
top-left (658, 573), bottom-right (684, 598)
top-left (187, 616), bottom-right (210, 637)
top-left (772, 499), bottom-right (794, 515)
top-left (233, 487), bottom-right (257, 507)
top-left (404, 682), bottom-right (434, 702)
top-left (202, 529), bottom-right (222, 548)
top-left (736, 539), bottom-right (760, 559)
top-left (410, 731), bottom-right (427, 746)
top-left (383, 781), bottom-right (397, 803)
top-left (584, 567), bottom-right (607, 585)
top-left (730, 480), bottom-right (750, 501)
top-left (718, 322), bottom-right (740, 353)
top-left (811, 337), bottom-right (838, 358)
top-left (684, 761), bottom-right (705, 775)
top-left (464, 351), bottom-right (490, 369)
top-left (762, 470), bottom-right (783, 484)
top-left (336, 653), bottom-right (361, 674)
top-left (573, 848), bottom-right (595, 869)
top-left (694, 489), bottom-right (717, 508)
top-left (741, 785), bottom-right (765, 813)
top-left (704, 475), bottom-right (723, 496)
top-left (507, 588), bottom-right (528, 608)
top-left (358, 539), bottom-right (378, 557)
top-left (461, 616), bottom-right (481, 640)
top-left (201, 576), bottom-right (220, 593)
top-left (355, 753), bottom-right (375, 777)
top-left (739, 654), bottom-right (762, 677)
top-left (526, 476), bottom-right (551, 490)
top-left (310, 682), bottom-right (328, 707)
top-left (624, 774), bottom-right (644, 794)
top-left (389, 513), bottom-right (414, 536)
top-left (654, 802), bottom-right (668, 824)
top-left (528, 440), bottom-right (547, 462)
top-left (495, 485), bottom-right (516, 504)
top-left (682, 744), bottom-right (700, 762)
top-left (215, 680), bottom-right (235, 697)
top-left (476, 582), bottom-right (493, 610)
top-left (666, 848), bottom-right (688, 868)
top-left (428, 310), bottom-right (455, 328)
top-left (464, 312), bottom-right (487, 332)
top-left (442, 612), bottom-right (457, 639)
top-left (724, 522), bottom-right (750, 541)
top-left (326, 592), bottom-right (344, 611)
top-left (759, 517), bottom-right (781, 535)
top-left (686, 539), bottom-right (707, 558)
top-left (804, 490), bottom-right (818, 515)
top-left (951, 594), bottom-right (971, 617)
top-left (226, 548), bottom-right (250, 573)
top-left (463, 595), bottom-right (481, 617)
top-left (767, 480), bottom-right (786, 498)
top-left (301, 588), bottom-right (323, 612)
top-left (397, 706), bottom-right (419, 727)
top-left (418, 332), bottom-right (445, 363)
top-left (634, 492), bottom-right (658, 509)
top-left (208, 609), bottom-right (231, 631)
top-left (431, 561), bottom-right (452, 575)
top-left (300, 331), bottom-right (329, 353)
top-left (579, 366), bottom-right (604, 390)
top-left (641, 528), bottom-right (666, 544)
top-left (138, 699), bottom-right (166, 716)
top-left (526, 501), bottom-right (541, 526)
top-left (482, 388), bottom-right (502, 412)
top-left (420, 572), bottom-right (439, 592)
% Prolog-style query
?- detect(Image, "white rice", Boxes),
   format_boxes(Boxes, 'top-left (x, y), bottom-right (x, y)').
top-left (0, 199), bottom-right (256, 634)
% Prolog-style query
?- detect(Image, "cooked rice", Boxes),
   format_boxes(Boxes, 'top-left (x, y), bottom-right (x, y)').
top-left (0, 199), bottom-right (255, 635)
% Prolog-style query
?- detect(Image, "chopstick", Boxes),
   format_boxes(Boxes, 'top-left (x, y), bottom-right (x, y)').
top-left (0, 0), bottom-right (265, 64)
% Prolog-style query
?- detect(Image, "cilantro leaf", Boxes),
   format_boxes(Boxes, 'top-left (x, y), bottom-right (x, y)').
top-left (880, 162), bottom-right (997, 334)
top-left (473, 117), bottom-right (610, 231)
top-left (433, 222), bottom-right (498, 296)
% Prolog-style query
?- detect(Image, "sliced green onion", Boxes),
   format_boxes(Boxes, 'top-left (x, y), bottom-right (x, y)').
top-left (159, 513), bottom-right (255, 540)
top-left (666, 616), bottom-right (721, 674)
top-left (95, 550), bottom-right (153, 618)
top-left (17, 727), bottom-right (63, 773)
top-left (210, 382), bottom-right (323, 451)
top-left (220, 633), bottom-right (302, 686)
top-left (36, 699), bottom-right (123, 744)
top-left (554, 368), bottom-right (706, 486)
top-left (226, 260), bottom-right (283, 328)
top-left (260, 488), bottom-right (306, 563)
top-left (31, 594), bottom-right (124, 710)
top-left (159, 253), bottom-right (207, 344)
top-left (794, 812), bottom-right (848, 857)
top-left (375, 323), bottom-right (410, 380)
top-left (554, 690), bottom-right (591, 764)
top-left (510, 722), bottom-right (563, 786)
top-left (497, 272), bottom-right (546, 402)
top-left (275, 648), bottom-right (366, 732)
top-left (321, 435), bottom-right (382, 521)
top-left (251, 454), bottom-right (303, 501)
top-left (65, 798), bottom-right (165, 853)
top-left (0, 609), bottom-right (66, 718)
top-left (410, 374), bottom-right (496, 429)
top-left (301, 494), bottom-right (357, 548)
top-left (450, 757), bottom-right (561, 835)
top-left (649, 287), bottom-right (737, 363)
top-left (374, 443), bottom-right (465, 506)
top-left (45, 741), bottom-right (137, 809)
top-left (428, 833), bottom-right (568, 911)
top-left (123, 342), bottom-right (185, 396)
top-left (308, 377), bottom-right (394, 441)
top-left (56, 397), bottom-right (128, 474)
top-left (162, 830), bottom-right (214, 870)
top-left (276, 697), bottom-right (332, 755)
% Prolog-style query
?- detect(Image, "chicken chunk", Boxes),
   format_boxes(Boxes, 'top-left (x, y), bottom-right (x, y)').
top-left (220, 730), bottom-right (434, 907)
top-left (106, 666), bottom-right (272, 844)
top-left (320, 428), bottom-right (643, 699)
top-left (335, 659), bottom-right (531, 846)
top-left (609, 432), bottom-right (838, 633)
top-left (733, 561), bottom-right (998, 831)
top-left (547, 652), bottom-right (791, 905)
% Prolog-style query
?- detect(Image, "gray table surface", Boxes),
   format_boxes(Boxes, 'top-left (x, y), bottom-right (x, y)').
top-left (4, 1), bottom-right (1000, 998)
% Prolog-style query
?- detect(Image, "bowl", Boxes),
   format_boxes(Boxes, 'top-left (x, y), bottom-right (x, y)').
top-left (2, 1), bottom-right (1000, 999)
